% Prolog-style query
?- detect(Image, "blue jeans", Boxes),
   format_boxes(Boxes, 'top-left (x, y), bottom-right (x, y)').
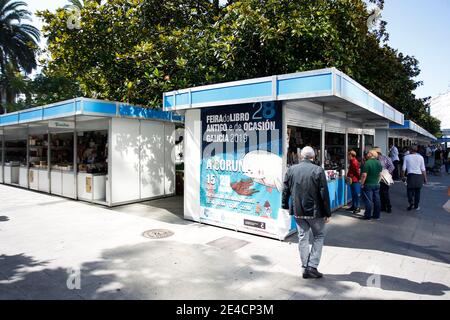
top-left (350, 182), bottom-right (361, 209)
top-left (362, 185), bottom-right (381, 219)
top-left (295, 217), bottom-right (326, 269)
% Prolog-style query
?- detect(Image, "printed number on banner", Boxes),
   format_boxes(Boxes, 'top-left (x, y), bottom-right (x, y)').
top-left (207, 174), bottom-right (216, 185)
top-left (252, 102), bottom-right (276, 120)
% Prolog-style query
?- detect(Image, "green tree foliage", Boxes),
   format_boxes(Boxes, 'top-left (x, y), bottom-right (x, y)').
top-left (0, 0), bottom-right (40, 113)
top-left (27, 71), bottom-right (83, 106)
top-left (38, 0), bottom-right (440, 134)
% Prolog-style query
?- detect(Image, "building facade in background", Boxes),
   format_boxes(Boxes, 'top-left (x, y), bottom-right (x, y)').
top-left (430, 89), bottom-right (450, 134)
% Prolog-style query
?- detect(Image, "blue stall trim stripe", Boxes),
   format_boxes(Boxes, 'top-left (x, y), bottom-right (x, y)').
top-left (278, 73), bottom-right (332, 96)
top-left (192, 81), bottom-right (272, 105)
top-left (43, 102), bottom-right (76, 118)
top-left (83, 101), bottom-right (117, 115)
top-left (19, 109), bottom-right (43, 122)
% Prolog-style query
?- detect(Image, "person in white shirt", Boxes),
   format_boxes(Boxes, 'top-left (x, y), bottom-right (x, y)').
top-left (389, 144), bottom-right (400, 180)
top-left (425, 145), bottom-right (432, 165)
top-left (402, 146), bottom-right (428, 211)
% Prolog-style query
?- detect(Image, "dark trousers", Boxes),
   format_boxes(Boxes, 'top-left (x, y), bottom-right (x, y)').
top-left (393, 160), bottom-right (400, 180)
top-left (380, 182), bottom-right (391, 211)
top-left (446, 161), bottom-right (450, 173)
top-left (407, 188), bottom-right (421, 208)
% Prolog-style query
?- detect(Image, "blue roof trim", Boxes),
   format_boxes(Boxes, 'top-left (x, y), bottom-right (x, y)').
top-left (0, 113), bottom-right (19, 125)
top-left (83, 100), bottom-right (117, 115)
top-left (389, 120), bottom-right (436, 140)
top-left (0, 98), bottom-right (182, 127)
top-left (192, 81), bottom-right (272, 105)
top-left (19, 108), bottom-right (43, 122)
top-left (278, 73), bottom-right (332, 96)
top-left (119, 104), bottom-right (184, 122)
top-left (164, 95), bottom-right (175, 108)
top-left (43, 102), bottom-right (76, 119)
top-left (162, 68), bottom-right (404, 125)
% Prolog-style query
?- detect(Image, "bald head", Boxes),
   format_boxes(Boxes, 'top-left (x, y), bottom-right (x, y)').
top-left (301, 146), bottom-right (315, 160)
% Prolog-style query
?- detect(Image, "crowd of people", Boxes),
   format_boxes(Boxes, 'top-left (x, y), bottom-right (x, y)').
top-left (281, 143), bottom-right (447, 279)
top-left (346, 143), bottom-right (450, 220)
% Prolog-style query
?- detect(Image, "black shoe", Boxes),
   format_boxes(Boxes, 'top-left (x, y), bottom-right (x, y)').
top-left (386, 208), bottom-right (392, 213)
top-left (353, 208), bottom-right (361, 214)
top-left (346, 206), bottom-right (356, 212)
top-left (303, 267), bottom-right (323, 279)
top-left (359, 216), bottom-right (371, 220)
top-left (407, 205), bottom-right (413, 211)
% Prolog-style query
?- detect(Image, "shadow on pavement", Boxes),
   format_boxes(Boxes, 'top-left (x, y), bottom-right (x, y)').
top-left (111, 196), bottom-right (190, 226)
top-left (1, 246), bottom-right (448, 299)
top-left (326, 272), bottom-right (450, 296)
top-left (0, 242), bottom-right (302, 299)
top-left (286, 175), bottom-right (450, 264)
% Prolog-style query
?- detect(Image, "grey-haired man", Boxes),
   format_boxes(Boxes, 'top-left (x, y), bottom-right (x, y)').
top-left (282, 146), bottom-right (331, 279)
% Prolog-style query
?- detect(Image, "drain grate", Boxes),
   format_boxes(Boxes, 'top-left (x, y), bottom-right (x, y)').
top-left (142, 229), bottom-right (174, 239)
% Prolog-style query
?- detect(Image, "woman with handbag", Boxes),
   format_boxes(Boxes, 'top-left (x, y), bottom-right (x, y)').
top-left (374, 147), bottom-right (395, 213)
top-left (347, 150), bottom-right (361, 214)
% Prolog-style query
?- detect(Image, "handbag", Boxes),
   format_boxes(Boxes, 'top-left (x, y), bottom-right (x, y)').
top-left (380, 169), bottom-right (394, 186)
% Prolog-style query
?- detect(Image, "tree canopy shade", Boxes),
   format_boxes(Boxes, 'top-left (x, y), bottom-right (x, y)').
top-left (38, 0), bottom-right (440, 135)
top-left (0, 0), bottom-right (40, 113)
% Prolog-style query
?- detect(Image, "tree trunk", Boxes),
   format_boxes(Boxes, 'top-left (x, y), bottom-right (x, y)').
top-left (0, 87), bottom-right (7, 114)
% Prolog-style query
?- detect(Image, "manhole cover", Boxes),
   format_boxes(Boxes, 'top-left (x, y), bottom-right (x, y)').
top-left (142, 229), bottom-right (174, 239)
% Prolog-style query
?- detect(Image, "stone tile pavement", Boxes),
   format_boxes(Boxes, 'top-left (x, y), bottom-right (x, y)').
top-left (0, 174), bottom-right (449, 300)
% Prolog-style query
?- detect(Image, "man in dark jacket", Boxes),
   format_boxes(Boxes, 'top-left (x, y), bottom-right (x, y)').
top-left (282, 146), bottom-right (331, 279)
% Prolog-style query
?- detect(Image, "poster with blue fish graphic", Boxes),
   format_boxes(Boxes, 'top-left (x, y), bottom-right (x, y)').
top-left (200, 101), bottom-right (292, 238)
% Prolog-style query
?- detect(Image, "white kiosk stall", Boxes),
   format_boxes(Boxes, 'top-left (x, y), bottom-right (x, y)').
top-left (163, 68), bottom-right (404, 240)
top-left (0, 97), bottom-right (183, 206)
top-left (374, 120), bottom-right (436, 156)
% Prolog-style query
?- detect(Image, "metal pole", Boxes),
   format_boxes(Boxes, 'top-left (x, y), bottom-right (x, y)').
top-left (1, 133), bottom-right (4, 183)
top-left (26, 125), bottom-right (29, 189)
top-left (74, 115), bottom-right (78, 200)
top-left (344, 129), bottom-right (349, 205)
top-left (321, 124), bottom-right (325, 169)
top-left (108, 118), bottom-right (112, 206)
top-left (48, 128), bottom-right (51, 194)
top-left (361, 134), bottom-right (365, 160)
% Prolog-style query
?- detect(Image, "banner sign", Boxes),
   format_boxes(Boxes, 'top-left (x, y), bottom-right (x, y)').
top-left (200, 101), bottom-right (292, 238)
top-left (49, 120), bottom-right (75, 129)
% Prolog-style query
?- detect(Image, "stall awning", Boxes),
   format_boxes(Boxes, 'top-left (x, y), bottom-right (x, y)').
top-left (438, 137), bottom-right (450, 143)
top-left (163, 67), bottom-right (404, 125)
top-left (389, 120), bottom-right (437, 141)
top-left (0, 97), bottom-right (183, 127)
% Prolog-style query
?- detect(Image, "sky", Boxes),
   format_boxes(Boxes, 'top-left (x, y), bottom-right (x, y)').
top-left (24, 0), bottom-right (450, 99)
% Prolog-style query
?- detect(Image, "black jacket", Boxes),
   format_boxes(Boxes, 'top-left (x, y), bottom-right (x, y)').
top-left (282, 160), bottom-right (331, 218)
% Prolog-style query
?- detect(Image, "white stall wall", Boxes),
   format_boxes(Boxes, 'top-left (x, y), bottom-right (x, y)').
top-left (183, 109), bottom-right (202, 221)
top-left (111, 118), bottom-right (140, 204)
top-left (164, 123), bottom-right (176, 195)
top-left (140, 121), bottom-right (165, 198)
top-left (375, 129), bottom-right (389, 156)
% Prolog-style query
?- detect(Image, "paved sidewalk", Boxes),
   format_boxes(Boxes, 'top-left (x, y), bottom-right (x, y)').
top-left (0, 174), bottom-right (449, 300)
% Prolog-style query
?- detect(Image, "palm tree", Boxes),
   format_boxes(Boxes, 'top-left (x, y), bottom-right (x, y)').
top-left (0, 0), bottom-right (40, 113)
top-left (64, 0), bottom-right (84, 10)
top-left (64, 0), bottom-right (103, 10)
